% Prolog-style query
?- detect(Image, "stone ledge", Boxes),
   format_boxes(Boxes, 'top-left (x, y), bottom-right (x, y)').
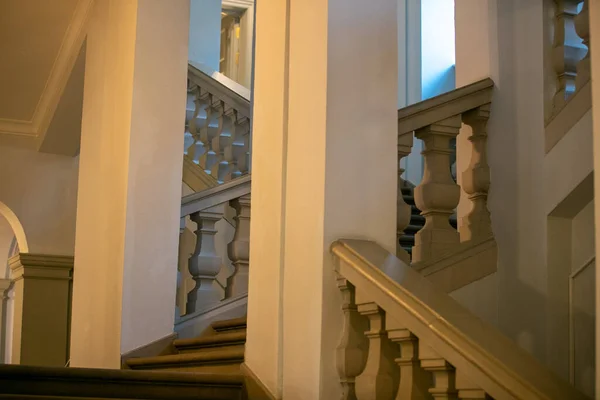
top-left (413, 236), bottom-right (497, 293)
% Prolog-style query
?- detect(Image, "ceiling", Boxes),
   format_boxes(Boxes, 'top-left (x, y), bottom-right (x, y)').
top-left (0, 0), bottom-right (91, 155)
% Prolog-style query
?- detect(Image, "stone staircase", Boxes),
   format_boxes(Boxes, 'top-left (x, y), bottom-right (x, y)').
top-left (125, 317), bottom-right (247, 375)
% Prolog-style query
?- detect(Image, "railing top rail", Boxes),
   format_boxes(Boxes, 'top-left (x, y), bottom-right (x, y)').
top-left (188, 61), bottom-right (251, 117)
top-left (331, 239), bottom-right (587, 400)
top-left (181, 175), bottom-right (251, 217)
top-left (397, 78), bottom-right (494, 136)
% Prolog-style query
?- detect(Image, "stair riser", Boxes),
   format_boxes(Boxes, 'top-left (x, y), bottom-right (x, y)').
top-left (177, 343), bottom-right (245, 355)
top-left (130, 363), bottom-right (242, 374)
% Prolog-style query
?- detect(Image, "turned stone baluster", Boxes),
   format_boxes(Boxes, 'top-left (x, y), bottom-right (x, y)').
top-left (235, 117), bottom-right (251, 176)
top-left (413, 116), bottom-right (462, 263)
top-left (226, 194), bottom-right (251, 298)
top-left (574, 0), bottom-right (590, 89)
top-left (185, 86), bottom-right (203, 162)
top-left (396, 133), bottom-right (413, 264)
top-left (175, 217), bottom-right (186, 317)
top-left (187, 206), bottom-right (224, 313)
top-left (223, 111), bottom-right (249, 182)
top-left (420, 345), bottom-right (458, 400)
top-left (199, 99), bottom-right (223, 174)
top-left (460, 105), bottom-right (492, 242)
top-left (456, 370), bottom-right (490, 400)
top-left (386, 322), bottom-right (432, 400)
top-left (550, 0), bottom-right (581, 112)
top-left (336, 278), bottom-right (368, 400)
top-left (212, 106), bottom-right (235, 182)
top-left (355, 299), bottom-right (399, 400)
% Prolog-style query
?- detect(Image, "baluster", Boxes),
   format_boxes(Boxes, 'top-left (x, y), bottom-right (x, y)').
top-left (223, 110), bottom-right (244, 182)
top-left (185, 85), bottom-right (201, 161)
top-left (187, 206), bottom-right (224, 313)
top-left (456, 370), bottom-right (490, 400)
top-left (460, 105), bottom-right (492, 242)
top-left (397, 133), bottom-right (413, 264)
top-left (187, 89), bottom-right (211, 164)
top-left (355, 298), bottom-right (399, 400)
top-left (226, 194), bottom-right (251, 298)
top-left (212, 106), bottom-right (235, 182)
top-left (574, 0), bottom-right (590, 89)
top-left (413, 116), bottom-right (462, 263)
top-left (386, 320), bottom-right (432, 400)
top-left (550, 0), bottom-right (581, 112)
top-left (420, 345), bottom-right (458, 400)
top-left (235, 117), bottom-right (251, 176)
top-left (336, 278), bottom-right (369, 400)
top-left (175, 217), bottom-right (186, 317)
top-left (199, 99), bottom-right (223, 173)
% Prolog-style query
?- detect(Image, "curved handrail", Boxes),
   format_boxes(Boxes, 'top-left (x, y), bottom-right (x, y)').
top-left (331, 239), bottom-right (588, 400)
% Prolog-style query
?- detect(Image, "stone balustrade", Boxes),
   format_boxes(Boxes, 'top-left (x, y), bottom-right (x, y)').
top-left (397, 79), bottom-right (494, 264)
top-left (185, 63), bottom-right (251, 184)
top-left (332, 239), bottom-right (587, 400)
top-left (177, 176), bottom-right (251, 315)
top-left (547, 0), bottom-right (589, 120)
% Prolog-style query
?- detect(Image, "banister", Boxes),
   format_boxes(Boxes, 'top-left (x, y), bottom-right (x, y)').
top-left (397, 78), bottom-right (494, 135)
top-left (181, 175), bottom-right (251, 217)
top-left (188, 61), bottom-right (251, 117)
top-left (331, 239), bottom-right (587, 400)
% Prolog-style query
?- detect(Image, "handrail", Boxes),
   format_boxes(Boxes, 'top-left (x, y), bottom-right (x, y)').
top-left (331, 239), bottom-right (587, 400)
top-left (188, 61), bottom-right (251, 117)
top-left (397, 78), bottom-right (494, 135)
top-left (181, 175), bottom-right (251, 217)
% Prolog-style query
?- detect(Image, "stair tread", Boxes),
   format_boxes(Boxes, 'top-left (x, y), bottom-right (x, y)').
top-left (211, 317), bottom-right (247, 332)
top-left (175, 331), bottom-right (246, 350)
top-left (126, 347), bottom-right (245, 368)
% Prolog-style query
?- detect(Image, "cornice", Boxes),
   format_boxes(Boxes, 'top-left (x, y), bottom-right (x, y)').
top-left (0, 0), bottom-right (94, 147)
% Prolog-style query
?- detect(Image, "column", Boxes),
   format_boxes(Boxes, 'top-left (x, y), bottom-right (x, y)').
top-left (9, 254), bottom-right (73, 366)
top-left (70, 0), bottom-right (189, 368)
top-left (246, 1), bottom-right (398, 399)
top-left (589, 0), bottom-right (600, 395)
top-left (0, 278), bottom-right (11, 363)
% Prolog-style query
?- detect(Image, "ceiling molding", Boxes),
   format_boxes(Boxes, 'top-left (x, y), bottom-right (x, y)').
top-left (222, 0), bottom-right (254, 10)
top-left (0, 0), bottom-right (94, 148)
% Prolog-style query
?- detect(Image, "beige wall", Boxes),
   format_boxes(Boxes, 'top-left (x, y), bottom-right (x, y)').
top-left (455, 1), bottom-right (595, 382)
top-left (0, 146), bottom-right (78, 256)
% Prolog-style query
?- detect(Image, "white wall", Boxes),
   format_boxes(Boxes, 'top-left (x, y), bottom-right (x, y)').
top-left (0, 146), bottom-right (78, 256)
top-left (188, 0), bottom-right (222, 71)
top-left (455, 0), bottom-right (595, 376)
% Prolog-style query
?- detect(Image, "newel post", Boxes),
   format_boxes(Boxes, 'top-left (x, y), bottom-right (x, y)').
top-left (226, 194), bottom-right (251, 298)
top-left (412, 116), bottom-right (462, 262)
top-left (460, 104), bottom-right (492, 242)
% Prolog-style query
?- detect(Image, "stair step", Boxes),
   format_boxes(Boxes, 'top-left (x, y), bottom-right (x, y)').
top-left (403, 224), bottom-right (422, 234)
top-left (174, 331), bottom-right (246, 353)
top-left (211, 317), bottom-right (247, 333)
top-left (126, 347), bottom-right (245, 372)
top-left (0, 364), bottom-right (247, 400)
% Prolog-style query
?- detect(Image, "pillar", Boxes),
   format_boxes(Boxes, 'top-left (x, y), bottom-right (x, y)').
top-left (8, 254), bottom-right (73, 366)
top-left (70, 0), bottom-right (189, 368)
top-left (246, 0), bottom-right (398, 398)
top-left (0, 278), bottom-right (11, 363)
top-left (589, 0), bottom-right (600, 396)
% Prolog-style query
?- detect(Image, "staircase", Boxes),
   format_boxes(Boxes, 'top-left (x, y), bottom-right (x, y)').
top-left (125, 317), bottom-right (247, 374)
